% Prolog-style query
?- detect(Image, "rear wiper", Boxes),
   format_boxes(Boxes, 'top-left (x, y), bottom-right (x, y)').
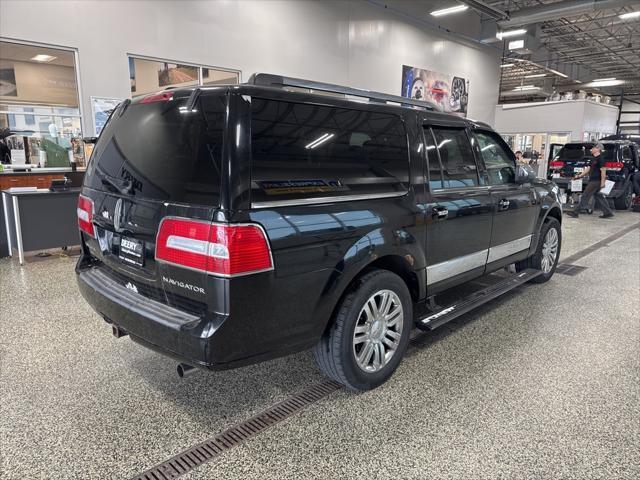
top-left (95, 166), bottom-right (134, 195)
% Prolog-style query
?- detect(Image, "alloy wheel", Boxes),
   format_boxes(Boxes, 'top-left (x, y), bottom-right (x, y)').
top-left (541, 227), bottom-right (559, 273)
top-left (352, 290), bottom-right (403, 373)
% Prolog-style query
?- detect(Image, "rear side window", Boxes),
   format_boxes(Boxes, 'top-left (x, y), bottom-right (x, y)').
top-left (424, 128), bottom-right (442, 190)
top-left (85, 95), bottom-right (226, 206)
top-left (621, 146), bottom-right (632, 161)
top-left (250, 98), bottom-right (408, 205)
top-left (557, 144), bottom-right (616, 162)
top-left (431, 127), bottom-right (478, 188)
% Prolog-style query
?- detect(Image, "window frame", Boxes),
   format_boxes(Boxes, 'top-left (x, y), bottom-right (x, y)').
top-left (248, 96), bottom-right (411, 209)
top-left (426, 125), bottom-right (481, 192)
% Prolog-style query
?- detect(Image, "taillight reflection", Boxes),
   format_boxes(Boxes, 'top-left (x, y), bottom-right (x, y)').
top-left (77, 195), bottom-right (95, 238)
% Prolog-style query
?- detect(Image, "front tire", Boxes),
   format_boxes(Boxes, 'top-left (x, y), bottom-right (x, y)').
top-left (313, 270), bottom-right (412, 391)
top-left (517, 217), bottom-right (561, 283)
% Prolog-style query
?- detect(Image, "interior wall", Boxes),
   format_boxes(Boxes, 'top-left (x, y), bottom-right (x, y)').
top-left (0, 0), bottom-right (501, 135)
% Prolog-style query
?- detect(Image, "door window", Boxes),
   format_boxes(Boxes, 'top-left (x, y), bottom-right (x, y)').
top-left (431, 127), bottom-right (478, 188)
top-left (423, 128), bottom-right (443, 190)
top-left (475, 130), bottom-right (516, 185)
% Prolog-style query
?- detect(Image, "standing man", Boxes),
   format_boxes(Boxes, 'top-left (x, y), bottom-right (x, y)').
top-left (567, 143), bottom-right (614, 219)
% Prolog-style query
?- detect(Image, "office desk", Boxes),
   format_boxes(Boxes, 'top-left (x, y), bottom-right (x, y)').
top-left (2, 188), bottom-right (81, 265)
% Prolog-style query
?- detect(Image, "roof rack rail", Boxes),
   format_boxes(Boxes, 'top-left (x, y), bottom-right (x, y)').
top-left (247, 73), bottom-right (439, 112)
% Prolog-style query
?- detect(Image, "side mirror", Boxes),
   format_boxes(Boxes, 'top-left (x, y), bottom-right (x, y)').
top-left (515, 164), bottom-right (536, 184)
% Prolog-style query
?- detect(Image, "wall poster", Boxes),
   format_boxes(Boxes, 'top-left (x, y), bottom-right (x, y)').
top-left (91, 96), bottom-right (123, 136)
top-left (401, 65), bottom-right (469, 117)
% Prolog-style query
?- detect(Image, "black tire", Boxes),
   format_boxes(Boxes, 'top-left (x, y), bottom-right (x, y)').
top-left (516, 217), bottom-right (561, 283)
top-left (313, 269), bottom-right (412, 391)
top-left (613, 183), bottom-right (632, 210)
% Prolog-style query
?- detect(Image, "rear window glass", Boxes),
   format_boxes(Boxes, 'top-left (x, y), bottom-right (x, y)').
top-left (85, 94), bottom-right (226, 206)
top-left (250, 98), bottom-right (409, 205)
top-left (557, 144), bottom-right (616, 162)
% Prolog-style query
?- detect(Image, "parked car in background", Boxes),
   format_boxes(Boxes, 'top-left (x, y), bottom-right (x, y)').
top-left (548, 140), bottom-right (640, 210)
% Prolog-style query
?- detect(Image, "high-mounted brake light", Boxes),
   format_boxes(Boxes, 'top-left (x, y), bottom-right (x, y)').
top-left (549, 161), bottom-right (564, 168)
top-left (77, 195), bottom-right (95, 237)
top-left (139, 91), bottom-right (174, 104)
top-left (604, 161), bottom-right (624, 171)
top-left (155, 218), bottom-right (273, 277)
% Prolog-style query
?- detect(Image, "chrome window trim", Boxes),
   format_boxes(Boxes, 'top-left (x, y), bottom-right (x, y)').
top-left (251, 191), bottom-right (407, 209)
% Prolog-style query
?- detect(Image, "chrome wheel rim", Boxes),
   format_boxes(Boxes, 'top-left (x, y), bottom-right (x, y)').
top-left (353, 290), bottom-right (403, 373)
top-left (541, 227), bottom-right (559, 274)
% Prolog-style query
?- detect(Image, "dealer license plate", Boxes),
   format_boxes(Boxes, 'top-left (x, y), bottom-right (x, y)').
top-left (118, 236), bottom-right (144, 267)
top-left (573, 167), bottom-right (584, 173)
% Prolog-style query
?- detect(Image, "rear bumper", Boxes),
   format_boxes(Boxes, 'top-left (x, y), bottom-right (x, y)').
top-left (551, 178), bottom-right (626, 197)
top-left (76, 264), bottom-right (224, 368)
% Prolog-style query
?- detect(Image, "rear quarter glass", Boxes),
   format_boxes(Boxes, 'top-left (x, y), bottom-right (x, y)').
top-left (84, 93), bottom-right (227, 207)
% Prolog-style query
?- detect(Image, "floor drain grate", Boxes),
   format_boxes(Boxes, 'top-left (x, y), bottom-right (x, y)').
top-left (556, 264), bottom-right (588, 276)
top-left (131, 380), bottom-right (342, 480)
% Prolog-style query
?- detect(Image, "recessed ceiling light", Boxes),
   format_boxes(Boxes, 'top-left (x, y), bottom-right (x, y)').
top-left (619, 11), bottom-right (640, 19)
top-left (430, 5), bottom-right (469, 17)
top-left (524, 73), bottom-right (546, 78)
top-left (500, 63), bottom-right (515, 68)
top-left (508, 39), bottom-right (525, 50)
top-left (592, 77), bottom-right (616, 82)
top-left (30, 54), bottom-right (57, 62)
top-left (497, 29), bottom-right (527, 40)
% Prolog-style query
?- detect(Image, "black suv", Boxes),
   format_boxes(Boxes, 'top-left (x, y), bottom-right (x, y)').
top-left (76, 74), bottom-right (563, 391)
top-left (548, 140), bottom-right (639, 210)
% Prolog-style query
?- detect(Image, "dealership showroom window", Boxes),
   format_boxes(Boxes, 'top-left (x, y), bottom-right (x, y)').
top-left (0, 1), bottom-right (639, 479)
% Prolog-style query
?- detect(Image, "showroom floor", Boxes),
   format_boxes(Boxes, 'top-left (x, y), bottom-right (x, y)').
top-left (1, 213), bottom-right (639, 480)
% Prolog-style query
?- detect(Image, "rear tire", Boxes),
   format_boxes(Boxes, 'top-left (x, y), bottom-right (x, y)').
top-left (516, 217), bottom-right (561, 283)
top-left (613, 184), bottom-right (632, 210)
top-left (313, 270), bottom-right (412, 391)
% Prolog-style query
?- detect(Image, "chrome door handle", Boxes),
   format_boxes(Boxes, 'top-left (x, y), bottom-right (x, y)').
top-left (498, 199), bottom-right (510, 210)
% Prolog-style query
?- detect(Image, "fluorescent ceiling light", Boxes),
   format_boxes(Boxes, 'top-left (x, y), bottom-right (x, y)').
top-left (513, 85), bottom-right (540, 91)
top-left (619, 11), bottom-right (640, 19)
top-left (30, 54), bottom-right (57, 62)
top-left (497, 29), bottom-right (527, 39)
top-left (508, 39), bottom-right (525, 50)
top-left (430, 5), bottom-right (469, 17)
top-left (548, 68), bottom-right (568, 78)
top-left (500, 63), bottom-right (515, 68)
top-left (305, 133), bottom-right (335, 149)
top-left (591, 80), bottom-right (624, 87)
top-left (592, 77), bottom-right (616, 82)
top-left (524, 73), bottom-right (546, 78)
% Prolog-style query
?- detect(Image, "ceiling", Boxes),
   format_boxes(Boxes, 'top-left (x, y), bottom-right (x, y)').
top-left (0, 41), bottom-right (75, 68)
top-left (378, 0), bottom-right (640, 103)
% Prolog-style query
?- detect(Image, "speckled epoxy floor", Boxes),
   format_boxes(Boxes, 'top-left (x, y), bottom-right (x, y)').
top-left (1, 213), bottom-right (639, 480)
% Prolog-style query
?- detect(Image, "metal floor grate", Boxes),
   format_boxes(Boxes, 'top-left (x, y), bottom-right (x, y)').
top-left (132, 380), bottom-right (342, 480)
top-left (556, 264), bottom-right (588, 276)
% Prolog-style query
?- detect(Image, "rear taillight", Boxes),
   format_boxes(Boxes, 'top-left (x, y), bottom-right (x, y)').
top-left (549, 161), bottom-right (565, 169)
top-left (155, 218), bottom-right (273, 277)
top-left (604, 161), bottom-right (624, 171)
top-left (77, 195), bottom-right (95, 237)
top-left (139, 91), bottom-right (174, 104)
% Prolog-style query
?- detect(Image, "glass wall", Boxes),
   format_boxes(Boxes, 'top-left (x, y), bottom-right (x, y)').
top-left (128, 56), bottom-right (239, 96)
top-left (0, 40), bottom-right (86, 168)
top-left (502, 132), bottom-right (571, 177)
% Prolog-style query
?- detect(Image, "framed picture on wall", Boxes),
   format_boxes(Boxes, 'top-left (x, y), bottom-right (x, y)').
top-left (91, 96), bottom-right (124, 136)
top-left (401, 65), bottom-right (469, 117)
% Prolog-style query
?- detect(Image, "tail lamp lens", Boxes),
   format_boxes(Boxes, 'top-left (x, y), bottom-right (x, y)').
top-left (604, 162), bottom-right (624, 171)
top-left (549, 161), bottom-right (564, 169)
top-left (155, 218), bottom-right (273, 276)
top-left (77, 195), bottom-right (95, 237)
